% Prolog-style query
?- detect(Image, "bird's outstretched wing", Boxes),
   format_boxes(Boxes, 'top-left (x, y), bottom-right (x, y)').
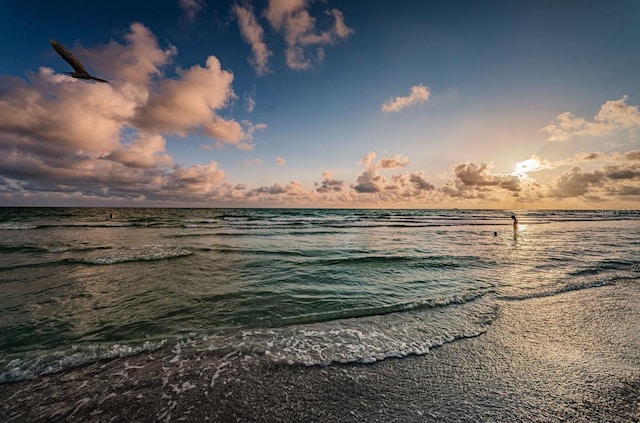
top-left (50, 39), bottom-right (89, 74)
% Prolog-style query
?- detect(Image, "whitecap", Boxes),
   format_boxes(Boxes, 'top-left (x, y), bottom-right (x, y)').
top-left (78, 245), bottom-right (192, 265)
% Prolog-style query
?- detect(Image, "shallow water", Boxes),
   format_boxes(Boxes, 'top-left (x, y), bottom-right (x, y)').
top-left (1, 207), bottom-right (638, 382)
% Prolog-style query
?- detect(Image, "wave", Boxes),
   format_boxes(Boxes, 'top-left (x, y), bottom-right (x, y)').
top-left (228, 297), bottom-right (498, 366)
top-left (0, 340), bottom-right (167, 384)
top-left (0, 223), bottom-right (37, 230)
top-left (567, 259), bottom-right (637, 277)
top-left (279, 291), bottom-right (488, 326)
top-left (0, 295), bottom-right (498, 383)
top-left (316, 254), bottom-right (495, 269)
top-left (72, 245), bottom-right (192, 265)
top-left (498, 279), bottom-right (618, 301)
top-left (0, 244), bottom-right (111, 254)
top-left (34, 221), bottom-right (161, 229)
top-left (0, 246), bottom-right (192, 271)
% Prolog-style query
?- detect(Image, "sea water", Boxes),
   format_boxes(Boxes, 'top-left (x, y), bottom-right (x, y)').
top-left (1, 208), bottom-right (638, 382)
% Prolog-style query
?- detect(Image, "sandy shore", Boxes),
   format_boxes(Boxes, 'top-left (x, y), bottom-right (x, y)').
top-left (1, 281), bottom-right (638, 422)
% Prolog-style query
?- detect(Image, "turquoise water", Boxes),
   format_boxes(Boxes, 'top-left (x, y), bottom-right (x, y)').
top-left (1, 208), bottom-right (638, 382)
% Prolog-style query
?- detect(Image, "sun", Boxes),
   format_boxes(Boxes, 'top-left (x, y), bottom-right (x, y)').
top-left (512, 156), bottom-right (548, 178)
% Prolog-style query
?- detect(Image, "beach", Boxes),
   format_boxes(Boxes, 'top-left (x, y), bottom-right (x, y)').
top-left (2, 279), bottom-right (638, 422)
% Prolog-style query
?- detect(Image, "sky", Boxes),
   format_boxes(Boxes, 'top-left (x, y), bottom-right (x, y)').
top-left (0, 0), bottom-right (639, 209)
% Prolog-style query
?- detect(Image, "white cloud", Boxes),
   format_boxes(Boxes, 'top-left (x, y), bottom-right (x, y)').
top-left (0, 23), bottom-right (268, 204)
top-left (441, 162), bottom-right (522, 199)
top-left (276, 157), bottom-right (286, 165)
top-left (379, 154), bottom-right (409, 169)
top-left (381, 84), bottom-right (430, 113)
top-left (316, 170), bottom-right (344, 193)
top-left (549, 167), bottom-right (607, 198)
top-left (265, 0), bottom-right (353, 71)
top-left (233, 3), bottom-right (272, 76)
top-left (0, 71), bottom-right (134, 153)
top-left (80, 22), bottom-right (177, 86)
top-left (352, 151), bottom-right (411, 193)
top-left (544, 96), bottom-right (640, 141)
top-left (104, 134), bottom-right (173, 168)
top-left (134, 56), bottom-right (234, 134)
top-left (168, 161), bottom-right (226, 195)
top-left (327, 9), bottom-right (352, 38)
top-left (247, 181), bottom-right (307, 197)
top-left (264, 0), bottom-right (306, 30)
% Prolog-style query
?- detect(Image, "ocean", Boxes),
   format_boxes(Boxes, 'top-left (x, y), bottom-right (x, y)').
top-left (1, 207), bottom-right (638, 388)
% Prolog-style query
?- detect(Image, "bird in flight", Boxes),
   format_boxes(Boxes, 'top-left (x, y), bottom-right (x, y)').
top-left (50, 39), bottom-right (109, 83)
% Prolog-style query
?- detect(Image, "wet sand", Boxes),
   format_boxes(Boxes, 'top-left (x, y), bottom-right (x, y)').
top-left (1, 281), bottom-right (638, 422)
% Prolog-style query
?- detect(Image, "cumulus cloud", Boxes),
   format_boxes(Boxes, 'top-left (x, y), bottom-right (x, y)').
top-left (535, 150), bottom-right (640, 173)
top-left (388, 171), bottom-right (435, 194)
top-left (546, 153), bottom-right (640, 200)
top-left (133, 55), bottom-right (262, 148)
top-left (133, 55), bottom-right (233, 132)
top-left (352, 151), bottom-right (428, 197)
top-left (0, 72), bottom-right (133, 154)
top-left (381, 84), bottom-right (430, 113)
top-left (626, 150), bottom-right (640, 161)
top-left (0, 23), bottom-right (267, 204)
top-left (233, 2), bottom-right (272, 75)
top-left (316, 170), bottom-right (345, 193)
top-left (408, 172), bottom-right (436, 191)
top-left (348, 154), bottom-right (437, 204)
top-left (442, 162), bottom-right (522, 199)
top-left (80, 23), bottom-right (177, 86)
top-left (353, 151), bottom-right (394, 193)
top-left (168, 161), bottom-right (226, 195)
top-left (104, 134), bottom-right (173, 168)
top-left (544, 96), bottom-right (640, 141)
top-left (352, 171), bottom-right (386, 194)
top-left (247, 181), bottom-right (307, 197)
top-left (454, 163), bottom-right (519, 190)
top-left (264, 0), bottom-right (353, 70)
top-left (604, 163), bottom-right (640, 180)
top-left (549, 167), bottom-right (607, 198)
top-left (379, 154), bottom-right (410, 169)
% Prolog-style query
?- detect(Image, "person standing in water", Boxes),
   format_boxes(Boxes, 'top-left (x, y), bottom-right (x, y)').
top-left (511, 215), bottom-right (518, 237)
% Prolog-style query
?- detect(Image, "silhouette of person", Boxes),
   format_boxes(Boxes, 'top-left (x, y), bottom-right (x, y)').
top-left (511, 215), bottom-right (518, 237)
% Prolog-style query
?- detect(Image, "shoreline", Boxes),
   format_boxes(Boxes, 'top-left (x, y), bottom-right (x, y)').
top-left (1, 281), bottom-right (638, 422)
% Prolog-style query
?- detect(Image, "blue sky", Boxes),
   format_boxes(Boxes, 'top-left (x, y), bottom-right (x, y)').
top-left (1, 0), bottom-right (639, 208)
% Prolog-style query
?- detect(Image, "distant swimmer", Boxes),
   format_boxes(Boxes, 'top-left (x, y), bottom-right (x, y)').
top-left (108, 212), bottom-right (115, 219)
top-left (511, 215), bottom-right (518, 237)
top-left (493, 231), bottom-right (498, 237)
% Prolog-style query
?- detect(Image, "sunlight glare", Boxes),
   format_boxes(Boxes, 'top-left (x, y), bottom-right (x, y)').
top-left (512, 156), bottom-right (547, 178)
